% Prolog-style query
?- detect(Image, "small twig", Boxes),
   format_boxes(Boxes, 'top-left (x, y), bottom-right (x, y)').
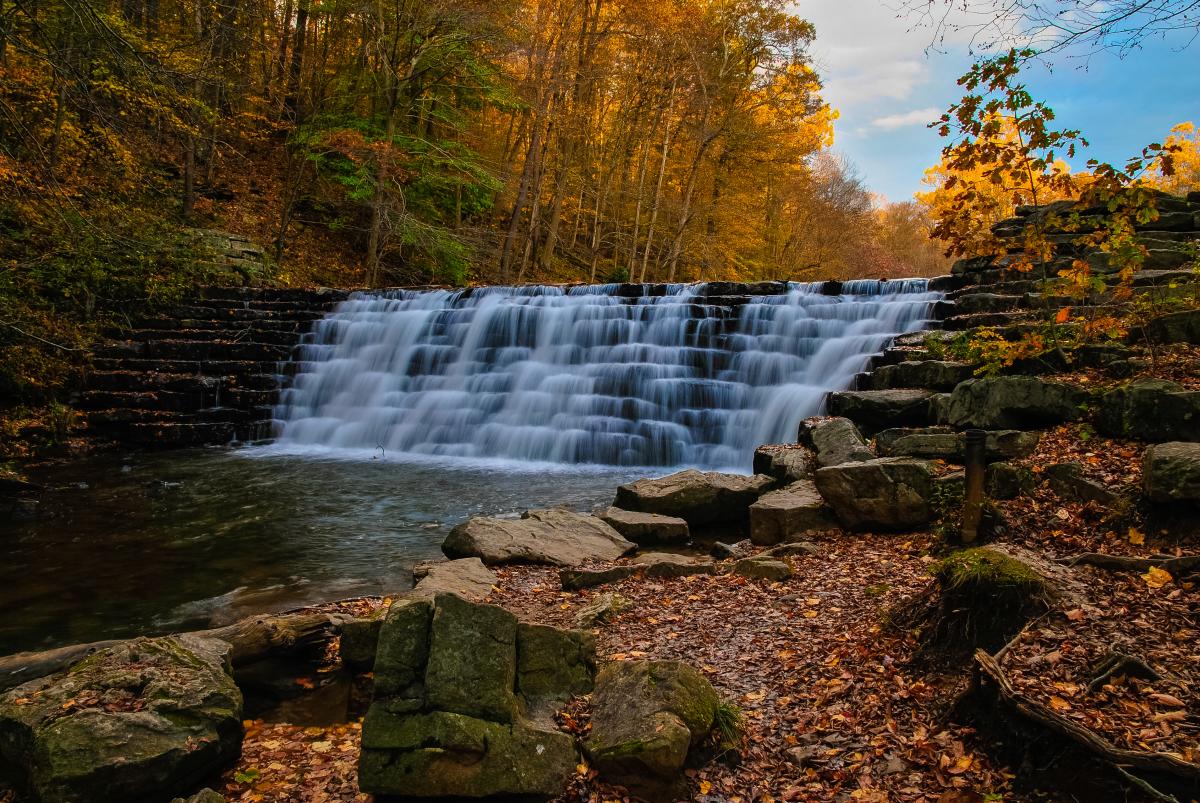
top-left (0, 320), bottom-right (82, 352)
top-left (1114, 765), bottom-right (1182, 803)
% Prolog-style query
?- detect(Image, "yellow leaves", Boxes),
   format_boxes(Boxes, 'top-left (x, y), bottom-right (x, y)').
top-left (1047, 695), bottom-right (1072, 713)
top-left (1142, 566), bottom-right (1173, 589)
top-left (1055, 307), bottom-right (1071, 324)
top-left (699, 780), bottom-right (713, 794)
top-left (1127, 527), bottom-right (1145, 545)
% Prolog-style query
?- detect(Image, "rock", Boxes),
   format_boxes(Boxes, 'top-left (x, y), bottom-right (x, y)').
top-left (613, 469), bottom-right (773, 527)
top-left (749, 480), bottom-right (837, 545)
top-left (928, 392), bottom-right (952, 424)
top-left (814, 458), bottom-right (935, 531)
top-left (986, 462), bottom-right (1036, 500)
top-left (372, 598), bottom-right (432, 702)
top-left (1045, 463), bottom-right (1120, 505)
top-left (634, 552), bottom-right (716, 579)
top-left (763, 541), bottom-right (822, 558)
top-left (868, 360), bottom-right (975, 391)
top-left (1145, 309), bottom-right (1200, 345)
top-left (574, 593), bottom-right (630, 628)
top-left (171, 791), bottom-right (225, 803)
top-left (799, 417), bottom-right (875, 467)
top-left (752, 444), bottom-right (818, 483)
top-left (826, 389), bottom-right (938, 433)
top-left (411, 557), bottom-right (497, 600)
top-left (360, 594), bottom-right (585, 799)
top-left (585, 660), bottom-right (719, 798)
top-left (734, 557), bottom-right (793, 581)
top-left (1095, 378), bottom-right (1200, 442)
top-left (948, 376), bottom-right (1089, 429)
top-left (360, 708), bottom-right (576, 798)
top-left (1143, 442), bottom-right (1200, 503)
top-left (443, 508), bottom-right (635, 567)
top-left (0, 635), bottom-right (242, 803)
top-left (559, 565), bottom-right (638, 591)
top-left (516, 624), bottom-right (595, 708)
top-left (339, 613), bottom-right (384, 671)
top-left (710, 540), bottom-right (752, 559)
top-left (425, 593), bottom-right (518, 723)
top-left (877, 428), bottom-right (1040, 461)
top-left (597, 507), bottom-right (689, 545)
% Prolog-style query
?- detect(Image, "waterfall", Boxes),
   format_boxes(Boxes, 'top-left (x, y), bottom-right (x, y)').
top-left (271, 280), bottom-right (940, 469)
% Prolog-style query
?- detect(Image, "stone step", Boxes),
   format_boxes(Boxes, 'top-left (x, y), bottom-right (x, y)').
top-left (222, 388), bottom-right (278, 407)
top-left (91, 358), bottom-right (281, 378)
top-left (88, 405), bottom-right (273, 427)
top-left (199, 287), bottom-right (351, 305)
top-left (130, 317), bottom-right (310, 334)
top-left (144, 340), bottom-right (294, 361)
top-left (167, 306), bottom-right (328, 322)
top-left (122, 327), bottom-right (304, 347)
top-left (80, 388), bottom-right (225, 413)
top-left (87, 371), bottom-right (226, 394)
top-left (942, 311), bottom-right (1034, 331)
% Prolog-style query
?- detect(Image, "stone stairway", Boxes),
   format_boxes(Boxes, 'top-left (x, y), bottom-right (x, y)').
top-left (82, 287), bottom-right (349, 447)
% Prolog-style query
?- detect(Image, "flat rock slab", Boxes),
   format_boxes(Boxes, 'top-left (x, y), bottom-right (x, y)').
top-left (598, 507), bottom-right (689, 545)
top-left (1143, 442), bottom-right (1200, 503)
top-left (443, 508), bottom-right (635, 567)
top-left (868, 360), bottom-right (974, 391)
top-left (876, 428), bottom-right (1040, 461)
top-left (814, 458), bottom-right (935, 532)
top-left (827, 389), bottom-right (937, 433)
top-left (799, 417), bottom-right (875, 467)
top-left (634, 552), bottom-right (716, 579)
top-left (734, 557), bottom-right (794, 581)
top-left (0, 635), bottom-right (243, 803)
top-left (411, 558), bottom-right (497, 601)
top-left (749, 480), bottom-right (837, 545)
top-left (948, 377), bottom-right (1088, 429)
top-left (752, 444), bottom-right (818, 483)
top-left (559, 565), bottom-right (639, 591)
top-left (614, 469), bottom-right (773, 527)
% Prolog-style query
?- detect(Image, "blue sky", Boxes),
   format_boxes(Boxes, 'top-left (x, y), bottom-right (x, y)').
top-left (795, 0), bottom-right (1200, 201)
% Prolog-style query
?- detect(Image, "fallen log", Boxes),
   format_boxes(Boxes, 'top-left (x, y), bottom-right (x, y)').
top-left (0, 612), bottom-right (338, 692)
top-left (975, 649), bottom-right (1200, 784)
top-left (1057, 553), bottom-right (1200, 574)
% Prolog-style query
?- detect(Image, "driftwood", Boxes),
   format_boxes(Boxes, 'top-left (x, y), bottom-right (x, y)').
top-left (1058, 553), bottom-right (1200, 575)
top-left (975, 649), bottom-right (1200, 783)
top-left (0, 612), bottom-right (338, 692)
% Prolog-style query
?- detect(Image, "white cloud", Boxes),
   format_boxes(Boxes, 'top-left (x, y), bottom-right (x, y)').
top-left (870, 107), bottom-right (942, 130)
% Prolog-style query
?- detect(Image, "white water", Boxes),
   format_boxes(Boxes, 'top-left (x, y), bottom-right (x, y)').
top-left (272, 280), bottom-right (939, 469)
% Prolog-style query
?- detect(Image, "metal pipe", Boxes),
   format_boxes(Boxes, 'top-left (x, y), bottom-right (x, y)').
top-left (961, 428), bottom-right (987, 543)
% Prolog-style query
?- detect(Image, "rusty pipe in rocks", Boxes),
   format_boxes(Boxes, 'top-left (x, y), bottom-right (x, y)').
top-left (961, 428), bottom-right (987, 544)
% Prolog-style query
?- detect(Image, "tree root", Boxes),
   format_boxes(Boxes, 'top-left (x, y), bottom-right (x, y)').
top-left (1057, 553), bottom-right (1200, 575)
top-left (974, 649), bottom-right (1200, 786)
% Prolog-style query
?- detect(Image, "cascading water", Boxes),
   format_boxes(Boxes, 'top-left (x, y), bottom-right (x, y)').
top-left (272, 280), bottom-right (940, 469)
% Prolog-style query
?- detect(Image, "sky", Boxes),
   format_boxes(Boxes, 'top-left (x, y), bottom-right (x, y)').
top-left (794, 0), bottom-right (1200, 201)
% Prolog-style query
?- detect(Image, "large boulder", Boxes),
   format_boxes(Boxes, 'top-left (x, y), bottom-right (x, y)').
top-left (1095, 378), bottom-right (1200, 442)
top-left (411, 557), bottom-right (497, 600)
top-left (1143, 442), bottom-right (1200, 503)
top-left (1045, 463), bottom-right (1120, 504)
top-left (0, 636), bottom-right (243, 803)
top-left (826, 389), bottom-right (938, 433)
top-left (360, 594), bottom-right (584, 799)
top-left (752, 443), bottom-right (817, 483)
top-left (443, 508), bottom-right (635, 567)
top-left (868, 360), bottom-right (975, 391)
top-left (814, 458), bottom-right (935, 531)
top-left (585, 660), bottom-right (719, 798)
top-left (948, 377), bottom-right (1089, 429)
top-left (799, 417), bottom-right (875, 467)
top-left (877, 428), bottom-right (1040, 461)
top-left (614, 469), bottom-right (773, 527)
top-left (1145, 309), bottom-right (1200, 345)
top-left (749, 480), bottom-right (837, 545)
top-left (597, 507), bottom-right (689, 545)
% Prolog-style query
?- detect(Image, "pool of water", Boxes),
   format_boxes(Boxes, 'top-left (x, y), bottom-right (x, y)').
top-left (0, 446), bottom-right (645, 655)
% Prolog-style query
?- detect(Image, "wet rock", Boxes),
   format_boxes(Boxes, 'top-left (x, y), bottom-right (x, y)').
top-left (598, 507), bottom-right (689, 545)
top-left (574, 593), bottom-right (630, 628)
top-left (0, 636), bottom-right (243, 803)
top-left (752, 443), bottom-right (818, 483)
top-left (585, 660), bottom-right (719, 799)
top-left (1095, 378), bottom-right (1200, 442)
top-left (868, 360), bottom-right (975, 391)
top-left (411, 557), bottom-right (497, 600)
top-left (763, 541), bottom-right (822, 558)
top-left (559, 565), bottom-right (638, 591)
top-left (814, 458), bottom-right (935, 531)
top-left (634, 552), bottom-right (716, 579)
top-left (360, 594), bottom-right (583, 799)
top-left (1143, 442), bottom-right (1200, 503)
top-left (799, 417), bottom-right (875, 467)
top-left (749, 480), bottom-right (836, 545)
top-left (734, 557), bottom-right (793, 581)
top-left (986, 462), bottom-right (1036, 500)
top-left (1045, 463), bottom-right (1120, 505)
top-left (826, 389), bottom-right (938, 433)
top-left (710, 540), bottom-right (752, 560)
top-left (948, 376), bottom-right (1089, 429)
top-left (443, 508), bottom-right (635, 567)
top-left (614, 469), bottom-right (773, 527)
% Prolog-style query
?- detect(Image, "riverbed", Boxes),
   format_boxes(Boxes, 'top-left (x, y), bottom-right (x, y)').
top-left (0, 446), bottom-right (643, 655)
